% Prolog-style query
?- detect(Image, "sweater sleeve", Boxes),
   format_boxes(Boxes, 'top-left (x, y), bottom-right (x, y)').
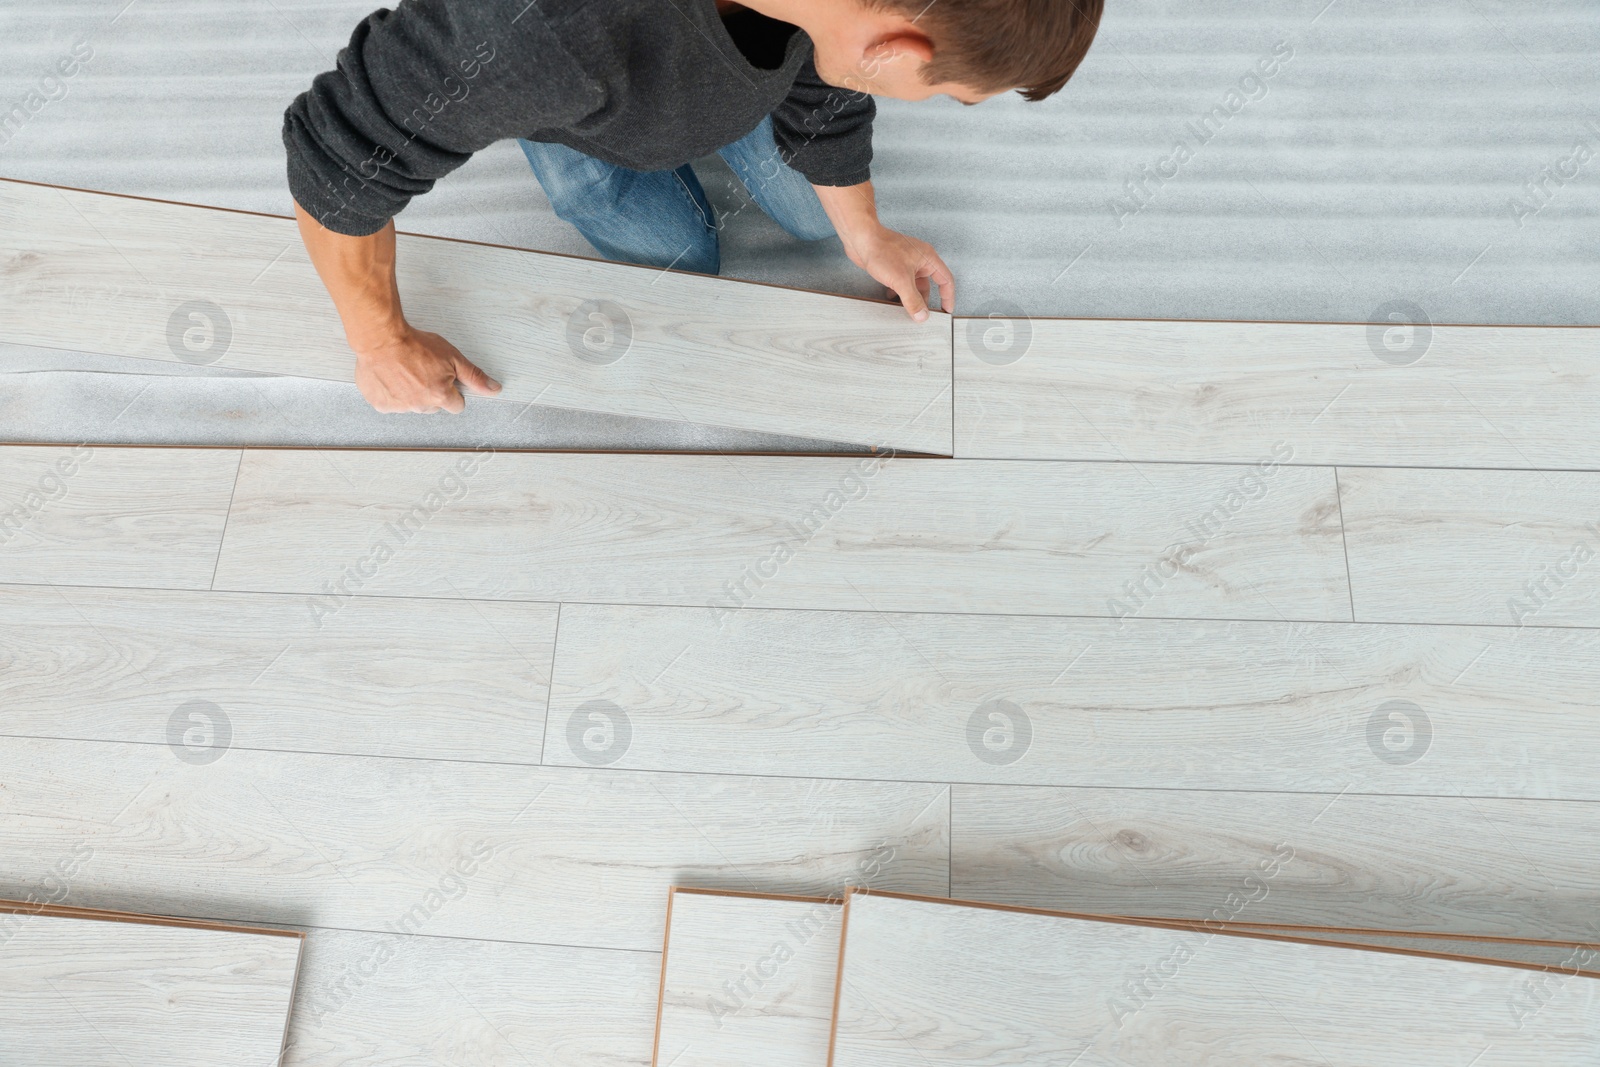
top-left (283, 0), bottom-right (604, 236)
top-left (770, 57), bottom-right (875, 187)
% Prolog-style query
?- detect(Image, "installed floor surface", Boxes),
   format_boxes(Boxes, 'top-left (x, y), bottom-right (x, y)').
top-left (4, 435), bottom-right (1600, 1063)
top-left (2, 0), bottom-right (1596, 449)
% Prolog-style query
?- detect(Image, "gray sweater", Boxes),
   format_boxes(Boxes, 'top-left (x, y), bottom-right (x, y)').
top-left (283, 0), bottom-right (875, 236)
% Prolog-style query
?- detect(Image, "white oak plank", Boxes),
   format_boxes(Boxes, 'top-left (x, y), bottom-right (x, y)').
top-left (547, 604), bottom-right (1600, 799)
top-left (830, 891), bottom-right (1600, 1067)
top-left (954, 316), bottom-right (1600, 467)
top-left (0, 910), bottom-right (301, 1067)
top-left (282, 928), bottom-right (657, 1067)
top-left (0, 583), bottom-right (557, 763)
top-left (0, 445), bottom-right (238, 588)
top-left (0, 736), bottom-right (946, 953)
top-left (951, 785), bottom-right (1600, 943)
top-left (655, 890), bottom-right (841, 1067)
top-left (212, 449), bottom-right (1350, 620)
top-left (0, 179), bottom-right (952, 453)
top-left (1341, 466), bottom-right (1600, 626)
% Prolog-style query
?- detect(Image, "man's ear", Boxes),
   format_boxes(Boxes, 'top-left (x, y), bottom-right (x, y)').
top-left (862, 30), bottom-right (934, 77)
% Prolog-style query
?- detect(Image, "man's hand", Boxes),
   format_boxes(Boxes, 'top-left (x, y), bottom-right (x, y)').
top-left (812, 180), bottom-right (954, 322)
top-left (841, 224), bottom-right (954, 323)
top-left (294, 203), bottom-right (501, 414)
top-left (353, 326), bottom-right (501, 414)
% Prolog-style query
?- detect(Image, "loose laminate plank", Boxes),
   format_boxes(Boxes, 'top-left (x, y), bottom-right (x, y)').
top-left (0, 445), bottom-right (238, 588)
top-left (547, 604), bottom-right (1600, 799)
top-left (828, 891), bottom-right (1600, 1067)
top-left (0, 179), bottom-right (952, 452)
top-left (950, 785), bottom-right (1600, 942)
top-left (212, 449), bottom-right (1350, 621)
top-left (0, 909), bottom-right (302, 1066)
top-left (283, 929), bottom-right (657, 1067)
top-left (1340, 466), bottom-right (1600, 626)
top-left (953, 316), bottom-right (1600, 467)
top-left (0, 584), bottom-right (557, 763)
top-left (655, 889), bottom-right (842, 1067)
top-left (0, 736), bottom-right (946, 953)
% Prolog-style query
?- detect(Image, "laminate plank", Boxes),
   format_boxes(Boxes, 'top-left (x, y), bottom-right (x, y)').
top-left (0, 445), bottom-right (237, 588)
top-left (547, 604), bottom-right (1600, 799)
top-left (1340, 466), bottom-right (1600, 626)
top-left (0, 910), bottom-right (301, 1066)
top-left (282, 929), bottom-right (657, 1067)
top-left (213, 449), bottom-right (1350, 620)
top-left (0, 737), bottom-right (946, 953)
top-left (655, 890), bottom-right (841, 1067)
top-left (951, 785), bottom-right (1600, 942)
top-left (829, 891), bottom-right (1600, 1067)
top-left (0, 583), bottom-right (557, 763)
top-left (954, 316), bottom-right (1600, 468)
top-left (0, 179), bottom-right (952, 453)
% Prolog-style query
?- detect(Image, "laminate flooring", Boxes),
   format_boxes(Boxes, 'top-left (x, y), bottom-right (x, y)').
top-left (829, 891), bottom-right (1600, 1067)
top-left (954, 318), bottom-right (1600, 468)
top-left (0, 905), bottom-right (303, 1066)
top-left (6, 440), bottom-right (1600, 1064)
top-left (654, 890), bottom-right (843, 1067)
top-left (0, 179), bottom-right (953, 454)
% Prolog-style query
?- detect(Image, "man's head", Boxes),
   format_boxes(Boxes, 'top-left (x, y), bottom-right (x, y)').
top-left (803, 0), bottom-right (1104, 103)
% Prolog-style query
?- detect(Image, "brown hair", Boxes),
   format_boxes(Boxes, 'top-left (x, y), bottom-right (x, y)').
top-left (884, 0), bottom-right (1104, 101)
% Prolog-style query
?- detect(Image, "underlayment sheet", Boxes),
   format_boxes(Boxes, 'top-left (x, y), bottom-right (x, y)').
top-left (1, 0), bottom-right (1595, 449)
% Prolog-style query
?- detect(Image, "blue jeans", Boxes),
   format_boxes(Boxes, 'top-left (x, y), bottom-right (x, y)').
top-left (518, 116), bottom-right (835, 275)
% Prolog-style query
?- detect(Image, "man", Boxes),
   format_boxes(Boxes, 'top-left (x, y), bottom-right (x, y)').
top-left (284, 0), bottom-right (1102, 413)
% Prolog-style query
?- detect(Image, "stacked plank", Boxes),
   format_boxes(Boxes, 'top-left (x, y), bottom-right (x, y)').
top-left (0, 900), bottom-right (303, 1065)
top-left (655, 887), bottom-right (1600, 1066)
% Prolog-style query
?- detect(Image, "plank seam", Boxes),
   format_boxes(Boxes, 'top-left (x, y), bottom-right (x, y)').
top-left (207, 450), bottom-right (244, 591)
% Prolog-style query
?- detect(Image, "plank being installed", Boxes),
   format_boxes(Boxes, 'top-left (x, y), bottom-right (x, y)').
top-left (0, 736), bottom-right (946, 953)
top-left (212, 448), bottom-right (1350, 620)
top-left (0, 583), bottom-right (557, 763)
top-left (0, 904), bottom-right (302, 1066)
top-left (1340, 466), bottom-right (1600, 627)
top-left (951, 785), bottom-right (1600, 942)
top-left (953, 315), bottom-right (1600, 467)
top-left (547, 603), bottom-right (1600, 799)
top-left (829, 891), bottom-right (1600, 1066)
top-left (655, 889), bottom-right (843, 1067)
top-left (0, 178), bottom-right (952, 453)
top-left (0, 444), bottom-right (238, 587)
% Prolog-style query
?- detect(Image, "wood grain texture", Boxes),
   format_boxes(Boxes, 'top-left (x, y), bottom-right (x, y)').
top-left (1340, 466), bottom-right (1600, 626)
top-left (282, 928), bottom-right (657, 1067)
top-left (0, 445), bottom-right (237, 588)
top-left (656, 890), bottom-right (841, 1067)
top-left (0, 736), bottom-right (946, 953)
top-left (213, 449), bottom-right (1350, 620)
top-left (1209, 923), bottom-right (1600, 975)
top-left (0, 179), bottom-right (952, 452)
top-left (0, 910), bottom-right (301, 1066)
top-left (547, 603), bottom-right (1600, 799)
top-left (951, 785), bottom-right (1600, 942)
top-left (0, 583), bottom-right (557, 763)
top-left (829, 891), bottom-right (1600, 1067)
top-left (954, 316), bottom-right (1600, 467)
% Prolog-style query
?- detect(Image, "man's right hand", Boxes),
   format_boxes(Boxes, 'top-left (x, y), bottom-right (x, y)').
top-left (294, 203), bottom-right (502, 415)
top-left (353, 326), bottom-right (501, 414)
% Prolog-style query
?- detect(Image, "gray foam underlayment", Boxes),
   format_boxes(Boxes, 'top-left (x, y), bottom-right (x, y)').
top-left (1, 0), bottom-right (1597, 451)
